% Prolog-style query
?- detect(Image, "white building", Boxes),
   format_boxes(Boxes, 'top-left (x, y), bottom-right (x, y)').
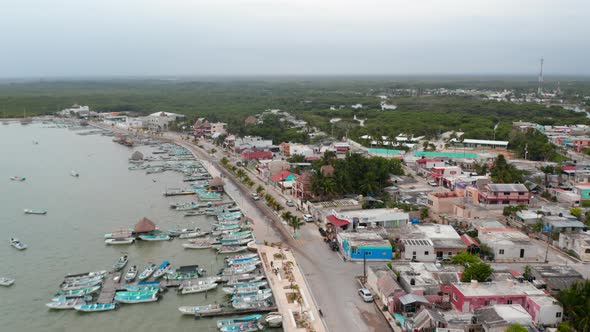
top-left (478, 228), bottom-right (538, 261)
top-left (335, 208), bottom-right (409, 229)
top-left (210, 122), bottom-right (227, 137)
top-left (558, 231), bottom-right (590, 261)
top-left (59, 105), bottom-right (90, 117)
top-left (145, 112), bottom-right (186, 132)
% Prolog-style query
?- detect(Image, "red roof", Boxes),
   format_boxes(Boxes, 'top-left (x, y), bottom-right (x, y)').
top-left (269, 170), bottom-right (293, 182)
top-left (242, 150), bottom-right (272, 160)
top-left (461, 234), bottom-right (479, 247)
top-left (561, 165), bottom-right (576, 171)
top-left (326, 215), bottom-right (350, 227)
top-left (417, 158), bottom-right (442, 164)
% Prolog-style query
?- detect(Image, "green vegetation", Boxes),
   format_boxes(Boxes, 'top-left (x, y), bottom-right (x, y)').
top-left (310, 152), bottom-right (404, 197)
top-left (450, 252), bottom-right (480, 266)
top-left (460, 261), bottom-right (493, 282)
top-left (558, 279), bottom-right (590, 332)
top-left (490, 154), bottom-right (524, 183)
top-left (506, 323), bottom-right (528, 332)
top-left (509, 129), bottom-right (561, 161)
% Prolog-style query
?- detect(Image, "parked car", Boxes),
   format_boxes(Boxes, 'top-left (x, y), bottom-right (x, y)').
top-left (286, 200), bottom-right (295, 207)
top-left (251, 193), bottom-right (260, 201)
top-left (303, 214), bottom-right (313, 222)
top-left (428, 181), bottom-right (439, 187)
top-left (358, 288), bottom-right (373, 302)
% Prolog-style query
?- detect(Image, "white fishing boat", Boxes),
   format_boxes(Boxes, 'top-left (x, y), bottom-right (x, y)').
top-left (232, 288), bottom-right (272, 299)
top-left (178, 280), bottom-right (218, 295)
top-left (23, 209), bottom-right (47, 215)
top-left (152, 261), bottom-right (171, 279)
top-left (224, 253), bottom-right (258, 264)
top-left (182, 238), bottom-right (213, 249)
top-left (70, 170), bottom-right (79, 177)
top-left (232, 298), bottom-right (273, 310)
top-left (63, 271), bottom-right (107, 284)
top-left (220, 264), bottom-right (257, 276)
top-left (113, 255), bottom-right (129, 271)
top-left (61, 276), bottom-right (103, 291)
top-left (178, 304), bottom-right (223, 315)
top-left (46, 298), bottom-right (85, 310)
top-left (228, 259), bottom-right (261, 269)
top-left (124, 265), bottom-right (138, 282)
top-left (222, 281), bottom-right (268, 294)
top-left (223, 284), bottom-right (268, 295)
top-left (217, 245), bottom-right (249, 254)
top-left (224, 275), bottom-right (265, 286)
top-left (0, 277), bottom-right (15, 286)
top-left (264, 312), bottom-right (283, 328)
top-left (10, 176), bottom-right (26, 181)
top-left (138, 234), bottom-right (170, 241)
top-left (104, 237), bottom-right (135, 245)
top-left (10, 238), bottom-right (27, 250)
top-left (138, 263), bottom-right (157, 281)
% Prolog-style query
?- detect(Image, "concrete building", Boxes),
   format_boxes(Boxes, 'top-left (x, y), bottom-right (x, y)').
top-left (477, 227), bottom-right (537, 261)
top-left (366, 266), bottom-right (403, 311)
top-left (530, 265), bottom-right (584, 293)
top-left (427, 192), bottom-right (464, 214)
top-left (144, 112), bottom-right (186, 132)
top-left (451, 280), bottom-right (562, 326)
top-left (478, 183), bottom-right (531, 205)
top-left (334, 208), bottom-right (410, 229)
top-left (337, 232), bottom-right (392, 261)
top-left (474, 305), bottom-right (533, 332)
top-left (450, 138), bottom-right (509, 150)
top-left (558, 231), bottom-right (590, 262)
top-left (393, 263), bottom-right (461, 297)
top-left (233, 136), bottom-right (274, 153)
top-left (400, 224), bottom-right (466, 262)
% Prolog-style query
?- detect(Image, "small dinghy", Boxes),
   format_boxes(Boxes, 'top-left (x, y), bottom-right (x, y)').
top-left (112, 255), bottom-right (128, 271)
top-left (46, 298), bottom-right (85, 310)
top-left (74, 302), bottom-right (117, 312)
top-left (124, 265), bottom-right (138, 282)
top-left (0, 277), bottom-right (15, 286)
top-left (138, 263), bottom-right (157, 281)
top-left (105, 237), bottom-right (135, 245)
top-left (24, 209), bottom-right (47, 215)
top-left (178, 303), bottom-right (223, 315)
top-left (10, 238), bottom-right (27, 250)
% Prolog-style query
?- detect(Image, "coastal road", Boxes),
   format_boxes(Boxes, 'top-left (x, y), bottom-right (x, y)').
top-left (173, 136), bottom-right (392, 332)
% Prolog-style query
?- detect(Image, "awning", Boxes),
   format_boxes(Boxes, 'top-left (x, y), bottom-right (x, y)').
top-left (326, 215), bottom-right (350, 227)
top-left (461, 234), bottom-right (480, 247)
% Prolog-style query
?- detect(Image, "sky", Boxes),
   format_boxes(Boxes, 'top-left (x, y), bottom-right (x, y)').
top-left (1, 0), bottom-right (588, 77)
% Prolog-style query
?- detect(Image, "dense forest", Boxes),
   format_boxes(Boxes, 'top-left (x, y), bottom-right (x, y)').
top-left (1, 78), bottom-right (589, 145)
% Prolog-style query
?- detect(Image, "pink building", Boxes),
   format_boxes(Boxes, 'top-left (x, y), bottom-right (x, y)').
top-left (450, 280), bottom-right (563, 326)
top-left (478, 183), bottom-right (530, 205)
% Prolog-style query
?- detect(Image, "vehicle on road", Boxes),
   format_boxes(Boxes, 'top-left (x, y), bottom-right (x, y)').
top-left (428, 181), bottom-right (439, 187)
top-left (358, 288), bottom-right (373, 302)
top-left (303, 214), bottom-right (313, 222)
top-left (251, 193), bottom-right (260, 201)
top-left (286, 200), bottom-right (295, 207)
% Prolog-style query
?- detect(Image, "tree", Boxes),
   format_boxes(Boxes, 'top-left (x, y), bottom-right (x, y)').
top-left (236, 169), bottom-right (245, 180)
top-left (256, 185), bottom-right (265, 195)
top-left (540, 165), bottom-right (555, 189)
top-left (558, 279), bottom-right (590, 332)
top-left (288, 216), bottom-right (304, 236)
top-left (506, 323), bottom-right (528, 332)
top-left (473, 162), bottom-right (489, 176)
top-left (461, 261), bottom-right (493, 282)
top-left (570, 207), bottom-right (582, 220)
top-left (420, 207), bottom-right (429, 219)
top-left (490, 154), bottom-right (524, 183)
top-left (451, 253), bottom-right (480, 267)
top-left (523, 265), bottom-right (532, 281)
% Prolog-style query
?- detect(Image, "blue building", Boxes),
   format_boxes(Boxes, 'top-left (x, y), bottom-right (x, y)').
top-left (337, 232), bottom-right (393, 261)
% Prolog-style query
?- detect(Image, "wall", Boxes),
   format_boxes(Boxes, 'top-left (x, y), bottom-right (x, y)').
top-left (403, 244), bottom-right (435, 262)
top-left (525, 296), bottom-right (563, 326)
top-left (450, 285), bottom-right (527, 313)
top-left (490, 242), bottom-right (537, 261)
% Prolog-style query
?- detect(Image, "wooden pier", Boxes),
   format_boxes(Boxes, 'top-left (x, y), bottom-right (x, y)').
top-left (96, 272), bottom-right (121, 304)
top-left (195, 305), bottom-right (277, 318)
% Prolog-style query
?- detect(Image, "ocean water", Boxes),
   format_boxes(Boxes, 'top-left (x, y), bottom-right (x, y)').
top-left (0, 123), bottom-right (251, 331)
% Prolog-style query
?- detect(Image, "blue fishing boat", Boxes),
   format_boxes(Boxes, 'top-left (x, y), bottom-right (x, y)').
top-left (152, 261), bottom-right (170, 279)
top-left (115, 290), bottom-right (158, 297)
top-left (224, 253), bottom-right (258, 264)
top-left (217, 314), bottom-right (263, 329)
top-left (114, 292), bottom-right (158, 303)
top-left (217, 212), bottom-right (242, 221)
top-left (138, 234), bottom-right (170, 241)
top-left (74, 302), bottom-right (117, 312)
top-left (197, 191), bottom-right (222, 201)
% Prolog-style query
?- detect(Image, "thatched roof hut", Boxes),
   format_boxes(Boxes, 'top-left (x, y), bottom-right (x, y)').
top-left (209, 177), bottom-right (225, 187)
top-left (130, 151), bottom-right (144, 160)
top-left (134, 217), bottom-right (156, 233)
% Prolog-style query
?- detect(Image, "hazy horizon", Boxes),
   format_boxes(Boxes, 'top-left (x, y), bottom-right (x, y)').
top-left (2, 0), bottom-right (588, 78)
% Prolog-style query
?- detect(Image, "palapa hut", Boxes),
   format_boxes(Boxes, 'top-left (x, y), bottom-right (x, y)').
top-left (130, 151), bottom-right (144, 161)
top-left (134, 217), bottom-right (156, 234)
top-left (208, 176), bottom-right (225, 193)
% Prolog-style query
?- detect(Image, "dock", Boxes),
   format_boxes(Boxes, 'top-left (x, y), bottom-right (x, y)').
top-left (195, 305), bottom-right (278, 318)
top-left (96, 272), bottom-right (121, 304)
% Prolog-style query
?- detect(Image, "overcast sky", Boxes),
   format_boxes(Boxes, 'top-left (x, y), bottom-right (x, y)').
top-left (1, 0), bottom-right (588, 77)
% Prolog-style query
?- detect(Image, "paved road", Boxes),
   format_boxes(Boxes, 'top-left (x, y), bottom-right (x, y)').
top-left (178, 137), bottom-right (392, 332)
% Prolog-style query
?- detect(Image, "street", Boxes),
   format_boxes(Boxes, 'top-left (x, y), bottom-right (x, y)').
top-left (177, 136), bottom-right (392, 332)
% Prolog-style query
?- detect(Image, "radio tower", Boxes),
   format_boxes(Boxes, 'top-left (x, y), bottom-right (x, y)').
top-left (537, 58), bottom-right (544, 96)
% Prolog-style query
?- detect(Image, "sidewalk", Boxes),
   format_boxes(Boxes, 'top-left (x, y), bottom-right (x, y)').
top-left (257, 244), bottom-right (327, 332)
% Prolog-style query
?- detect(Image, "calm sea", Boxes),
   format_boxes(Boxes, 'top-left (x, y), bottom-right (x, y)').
top-left (0, 123), bottom-right (245, 331)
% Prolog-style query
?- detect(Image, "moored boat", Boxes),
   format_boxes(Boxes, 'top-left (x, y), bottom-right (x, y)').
top-left (114, 292), bottom-right (158, 304)
top-left (46, 298), bottom-right (85, 310)
top-left (112, 255), bottom-right (129, 271)
top-left (70, 170), bottom-right (79, 177)
top-left (105, 237), bottom-right (135, 245)
top-left (124, 265), bottom-right (138, 282)
top-left (56, 285), bottom-right (101, 297)
top-left (217, 314), bottom-right (263, 329)
top-left (124, 284), bottom-right (160, 292)
top-left (61, 276), bottom-right (103, 291)
top-left (152, 261), bottom-right (170, 279)
top-left (231, 288), bottom-right (272, 300)
top-left (182, 238), bottom-right (213, 249)
top-left (264, 312), bottom-right (283, 328)
top-left (138, 234), bottom-right (170, 241)
top-left (178, 303), bottom-right (223, 315)
top-left (217, 246), bottom-right (249, 255)
top-left (224, 253), bottom-right (258, 264)
top-left (10, 176), bottom-right (26, 181)
top-left (184, 211), bottom-right (205, 217)
top-left (178, 280), bottom-right (218, 295)
top-left (223, 274), bottom-right (265, 286)
top-left (220, 321), bottom-right (264, 332)
top-left (63, 271), bottom-right (107, 283)
top-left (10, 238), bottom-right (27, 250)
top-left (74, 302), bottom-right (117, 312)
top-left (115, 290), bottom-right (158, 297)
top-left (222, 281), bottom-right (268, 294)
top-left (138, 263), bottom-right (157, 281)
top-left (232, 298), bottom-right (273, 310)
top-left (219, 264), bottom-right (257, 276)
top-left (24, 209), bottom-right (47, 215)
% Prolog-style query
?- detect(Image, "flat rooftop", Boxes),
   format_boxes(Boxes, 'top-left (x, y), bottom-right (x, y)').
top-left (454, 281), bottom-right (545, 297)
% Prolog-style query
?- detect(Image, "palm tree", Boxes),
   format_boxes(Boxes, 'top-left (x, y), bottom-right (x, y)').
top-left (539, 165), bottom-right (555, 189)
top-left (321, 151), bottom-right (337, 166)
top-left (256, 185), bottom-right (265, 195)
top-left (288, 216), bottom-right (305, 237)
top-left (558, 279), bottom-right (590, 332)
top-left (282, 211), bottom-right (293, 222)
top-left (236, 169), bottom-right (245, 180)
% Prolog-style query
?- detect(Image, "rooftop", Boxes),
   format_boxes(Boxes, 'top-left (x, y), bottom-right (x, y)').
top-left (454, 280), bottom-right (545, 297)
top-left (416, 224), bottom-right (461, 240)
top-left (486, 183), bottom-right (529, 192)
top-left (338, 232), bottom-right (391, 248)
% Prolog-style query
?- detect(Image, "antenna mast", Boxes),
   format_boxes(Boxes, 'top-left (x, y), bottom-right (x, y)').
top-left (537, 58), bottom-right (544, 96)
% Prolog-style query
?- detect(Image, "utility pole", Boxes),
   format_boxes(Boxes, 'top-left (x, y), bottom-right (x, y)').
top-left (363, 251), bottom-right (367, 283)
top-left (537, 58), bottom-right (544, 97)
